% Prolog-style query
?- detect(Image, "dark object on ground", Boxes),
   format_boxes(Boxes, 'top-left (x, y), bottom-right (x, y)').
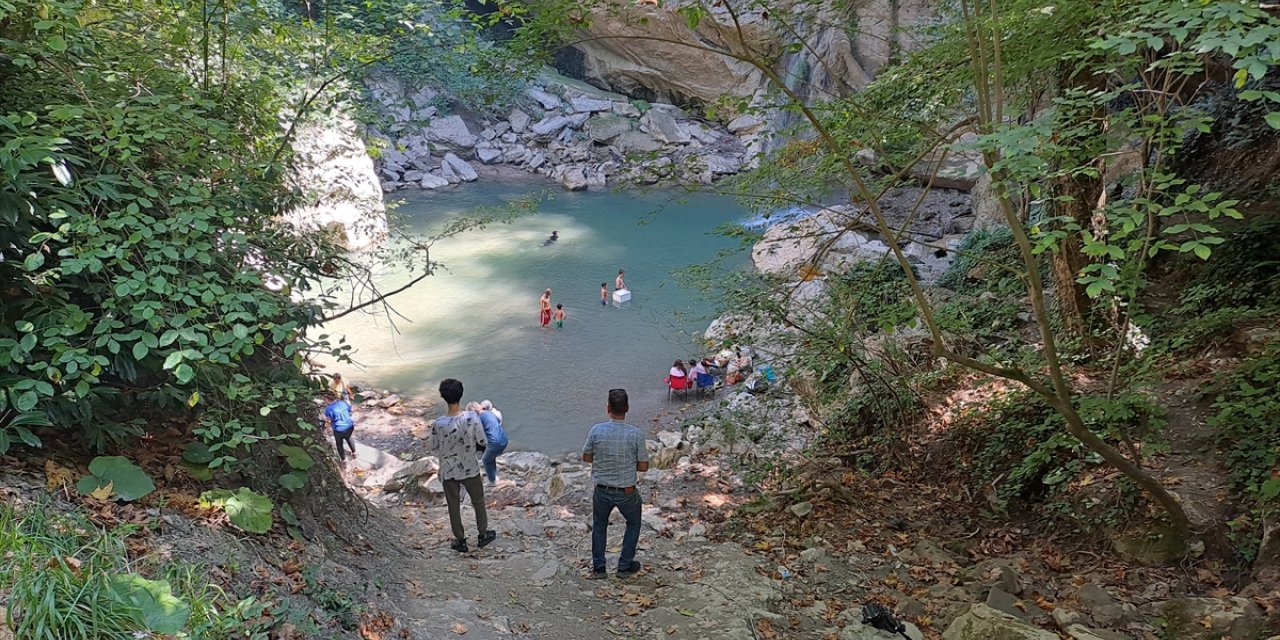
top-left (618, 561), bottom-right (642, 576)
top-left (478, 530), bottom-right (497, 548)
top-left (451, 539), bottom-right (469, 553)
top-left (862, 603), bottom-right (910, 638)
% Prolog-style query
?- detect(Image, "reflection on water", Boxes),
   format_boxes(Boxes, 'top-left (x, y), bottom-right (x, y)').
top-left (314, 183), bottom-right (748, 453)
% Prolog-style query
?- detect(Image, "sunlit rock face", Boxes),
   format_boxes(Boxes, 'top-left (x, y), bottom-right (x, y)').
top-left (567, 0), bottom-right (938, 109)
top-left (287, 115), bottom-right (388, 250)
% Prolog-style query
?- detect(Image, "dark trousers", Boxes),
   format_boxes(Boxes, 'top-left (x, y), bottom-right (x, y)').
top-left (442, 475), bottom-right (488, 542)
top-left (591, 485), bottom-right (642, 571)
top-left (333, 429), bottom-right (356, 460)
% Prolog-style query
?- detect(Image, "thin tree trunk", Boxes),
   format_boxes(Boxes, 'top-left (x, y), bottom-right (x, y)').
top-left (1050, 170), bottom-right (1100, 338)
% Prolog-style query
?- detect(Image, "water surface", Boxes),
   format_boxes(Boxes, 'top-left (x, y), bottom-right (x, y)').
top-left (318, 181), bottom-right (748, 453)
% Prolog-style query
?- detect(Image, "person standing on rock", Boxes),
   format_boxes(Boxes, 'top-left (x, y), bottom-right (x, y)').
top-left (467, 401), bottom-right (509, 485)
top-left (322, 390), bottom-right (358, 464)
top-left (539, 288), bottom-right (553, 327)
top-left (429, 378), bottom-right (496, 553)
top-left (581, 388), bottom-right (649, 579)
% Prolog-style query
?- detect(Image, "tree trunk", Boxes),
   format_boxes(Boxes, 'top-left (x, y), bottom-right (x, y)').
top-left (1049, 170), bottom-right (1099, 338)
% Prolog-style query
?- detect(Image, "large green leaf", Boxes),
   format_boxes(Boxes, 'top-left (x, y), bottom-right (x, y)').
top-left (108, 574), bottom-right (191, 633)
top-left (182, 441), bottom-right (214, 464)
top-left (277, 444), bottom-right (315, 470)
top-left (76, 456), bottom-right (155, 501)
top-left (201, 487), bottom-right (273, 533)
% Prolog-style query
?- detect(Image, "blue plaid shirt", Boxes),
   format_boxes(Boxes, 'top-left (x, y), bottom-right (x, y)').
top-left (582, 420), bottom-right (648, 488)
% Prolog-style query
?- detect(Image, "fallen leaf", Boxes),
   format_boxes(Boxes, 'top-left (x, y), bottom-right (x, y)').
top-left (451, 623), bottom-right (468, 635)
top-left (44, 460), bottom-right (76, 490)
top-left (90, 481), bottom-right (114, 501)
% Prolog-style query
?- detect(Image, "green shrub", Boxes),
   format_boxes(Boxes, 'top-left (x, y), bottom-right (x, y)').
top-left (1208, 344), bottom-right (1280, 503)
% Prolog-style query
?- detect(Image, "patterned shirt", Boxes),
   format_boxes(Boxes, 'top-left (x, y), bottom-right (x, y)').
top-left (429, 411), bottom-right (486, 481)
top-left (581, 420), bottom-right (648, 488)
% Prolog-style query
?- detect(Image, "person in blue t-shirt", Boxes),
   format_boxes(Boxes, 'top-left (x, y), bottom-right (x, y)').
top-left (322, 391), bottom-right (357, 462)
top-left (468, 400), bottom-right (508, 484)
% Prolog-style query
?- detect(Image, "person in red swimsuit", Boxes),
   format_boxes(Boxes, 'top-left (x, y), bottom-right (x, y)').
top-left (539, 288), bottom-right (552, 326)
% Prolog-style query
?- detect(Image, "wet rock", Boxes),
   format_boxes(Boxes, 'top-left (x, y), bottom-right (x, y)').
top-left (942, 604), bottom-right (1058, 640)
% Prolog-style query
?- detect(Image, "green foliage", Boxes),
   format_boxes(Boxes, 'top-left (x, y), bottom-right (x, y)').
top-left (937, 226), bottom-right (1021, 295)
top-left (107, 574), bottom-right (192, 634)
top-left (954, 390), bottom-right (1166, 516)
top-left (201, 488), bottom-right (275, 534)
top-left (1160, 216), bottom-right (1280, 350)
top-left (75, 456), bottom-right (156, 502)
top-left (1208, 344), bottom-right (1280, 504)
top-left (0, 0), bottom-right (381, 478)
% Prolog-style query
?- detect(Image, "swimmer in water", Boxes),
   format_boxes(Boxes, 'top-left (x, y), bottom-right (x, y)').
top-left (542, 230), bottom-right (559, 246)
top-left (553, 304), bottom-right (566, 329)
top-left (600, 282), bottom-right (608, 306)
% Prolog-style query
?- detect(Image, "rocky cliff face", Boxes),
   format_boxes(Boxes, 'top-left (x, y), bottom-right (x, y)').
top-left (286, 115), bottom-right (388, 250)
top-left (569, 0), bottom-right (937, 109)
top-left (363, 72), bottom-right (756, 193)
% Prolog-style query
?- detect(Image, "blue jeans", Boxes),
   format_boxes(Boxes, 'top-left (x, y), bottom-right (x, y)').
top-left (482, 440), bottom-right (508, 483)
top-left (591, 486), bottom-right (642, 571)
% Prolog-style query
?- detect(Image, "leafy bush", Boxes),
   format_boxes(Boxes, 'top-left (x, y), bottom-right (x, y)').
top-left (953, 390), bottom-right (1166, 517)
top-left (0, 0), bottom-right (351, 474)
top-left (936, 226), bottom-right (1021, 295)
top-left (1208, 344), bottom-right (1280, 504)
top-left (75, 456), bottom-right (156, 502)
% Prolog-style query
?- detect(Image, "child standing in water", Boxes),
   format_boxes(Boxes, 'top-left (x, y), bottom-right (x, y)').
top-left (553, 304), bottom-right (566, 329)
top-left (600, 282), bottom-right (608, 306)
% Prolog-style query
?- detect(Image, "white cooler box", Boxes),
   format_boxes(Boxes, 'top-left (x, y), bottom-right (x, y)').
top-left (612, 288), bottom-right (632, 304)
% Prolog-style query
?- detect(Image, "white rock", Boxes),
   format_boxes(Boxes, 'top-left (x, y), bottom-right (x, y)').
top-left (727, 114), bottom-right (765, 134)
top-left (640, 109), bottom-right (690, 144)
top-left (508, 109), bottom-right (532, 133)
top-left (526, 87), bottom-right (562, 110)
top-left (420, 174), bottom-right (450, 190)
top-left (570, 97), bottom-right (614, 113)
top-left (424, 115), bottom-right (477, 150)
top-left (476, 146), bottom-right (503, 164)
top-left (530, 115), bottom-right (573, 138)
top-left (440, 153), bottom-right (478, 183)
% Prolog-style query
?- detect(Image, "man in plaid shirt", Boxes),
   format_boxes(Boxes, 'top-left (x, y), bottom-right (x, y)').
top-left (581, 388), bottom-right (649, 579)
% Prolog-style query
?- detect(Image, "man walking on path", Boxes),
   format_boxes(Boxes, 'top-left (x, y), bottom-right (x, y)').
top-left (322, 390), bottom-right (357, 463)
top-left (429, 378), bottom-right (497, 553)
top-left (581, 388), bottom-right (649, 579)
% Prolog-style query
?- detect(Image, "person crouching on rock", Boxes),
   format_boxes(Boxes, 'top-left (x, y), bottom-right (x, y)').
top-left (430, 378), bottom-right (497, 553)
top-left (322, 390), bottom-right (357, 464)
top-left (467, 400), bottom-right (509, 485)
top-left (581, 388), bottom-right (649, 579)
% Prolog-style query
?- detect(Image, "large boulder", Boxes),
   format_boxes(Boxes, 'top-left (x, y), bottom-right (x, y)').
top-left (526, 86), bottom-right (562, 110)
top-left (530, 115), bottom-right (573, 139)
top-left (500, 451), bottom-right (553, 473)
top-left (941, 604), bottom-right (1058, 640)
top-left (570, 97), bottom-right (614, 113)
top-left (640, 109), bottom-right (690, 144)
top-left (508, 108), bottom-right (532, 133)
top-left (557, 166), bottom-right (589, 191)
top-left (440, 153), bottom-right (478, 183)
top-left (420, 174), bottom-right (450, 190)
top-left (424, 115), bottom-right (477, 150)
top-left (1146, 597), bottom-right (1264, 640)
top-left (383, 457), bottom-right (439, 493)
top-left (612, 131), bottom-right (663, 154)
top-left (586, 115), bottom-right (633, 143)
top-left (751, 208), bottom-right (890, 277)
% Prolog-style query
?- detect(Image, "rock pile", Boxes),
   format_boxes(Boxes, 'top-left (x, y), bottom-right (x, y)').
top-left (362, 74), bottom-right (753, 192)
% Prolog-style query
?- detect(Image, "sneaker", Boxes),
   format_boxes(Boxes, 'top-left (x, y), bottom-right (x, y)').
top-left (617, 561), bottom-right (641, 577)
top-left (477, 530), bottom-right (497, 548)
top-left (586, 569), bottom-right (608, 580)
top-left (450, 539), bottom-right (469, 553)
